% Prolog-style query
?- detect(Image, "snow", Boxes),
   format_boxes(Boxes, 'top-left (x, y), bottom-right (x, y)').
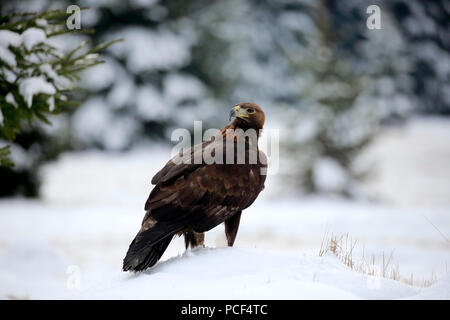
top-left (1, 67), bottom-right (17, 83)
top-left (35, 18), bottom-right (47, 27)
top-left (69, 248), bottom-right (418, 300)
top-left (39, 63), bottom-right (71, 91)
top-left (129, 0), bottom-right (159, 8)
top-left (0, 117), bottom-right (449, 299)
top-left (135, 85), bottom-right (168, 120)
top-left (0, 25), bottom-right (70, 109)
top-left (47, 96), bottom-right (55, 112)
top-left (39, 64), bottom-right (58, 81)
top-left (0, 28), bottom-right (46, 53)
top-left (83, 53), bottom-right (99, 60)
top-left (105, 27), bottom-right (192, 73)
top-left (71, 97), bottom-right (116, 145)
top-left (313, 157), bottom-right (348, 193)
top-left (20, 27), bottom-right (46, 51)
top-left (5, 93), bottom-right (17, 108)
top-left (409, 275), bottom-right (450, 300)
top-left (107, 75), bottom-right (135, 109)
top-left (72, 97), bottom-right (139, 150)
top-left (0, 190), bottom-right (447, 299)
top-left (163, 73), bottom-right (206, 105)
top-left (81, 57), bottom-right (116, 91)
top-left (18, 76), bottom-right (56, 107)
top-left (75, 54), bottom-right (100, 65)
top-left (291, 116), bottom-right (319, 144)
top-left (0, 30), bottom-right (21, 48)
top-left (0, 46), bottom-right (17, 67)
top-left (6, 142), bottom-right (34, 169)
top-left (356, 117), bottom-right (450, 208)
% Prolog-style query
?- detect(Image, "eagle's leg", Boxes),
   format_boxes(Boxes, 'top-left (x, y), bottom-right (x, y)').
top-left (225, 211), bottom-right (242, 247)
top-left (183, 231), bottom-right (205, 249)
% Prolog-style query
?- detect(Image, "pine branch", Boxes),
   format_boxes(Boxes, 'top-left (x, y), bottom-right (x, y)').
top-left (0, 145), bottom-right (14, 167)
top-left (0, 8), bottom-right (120, 167)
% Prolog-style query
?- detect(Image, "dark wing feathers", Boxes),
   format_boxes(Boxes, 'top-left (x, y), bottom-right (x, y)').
top-left (146, 162), bottom-right (264, 231)
top-left (145, 134), bottom-right (266, 228)
top-left (151, 140), bottom-right (214, 185)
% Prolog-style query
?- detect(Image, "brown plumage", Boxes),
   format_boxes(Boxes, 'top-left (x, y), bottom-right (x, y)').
top-left (123, 102), bottom-right (267, 272)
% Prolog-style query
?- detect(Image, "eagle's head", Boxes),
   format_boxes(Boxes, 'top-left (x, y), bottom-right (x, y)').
top-left (229, 102), bottom-right (265, 130)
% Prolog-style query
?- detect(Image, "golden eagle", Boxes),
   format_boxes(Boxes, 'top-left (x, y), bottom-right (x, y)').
top-left (123, 102), bottom-right (267, 271)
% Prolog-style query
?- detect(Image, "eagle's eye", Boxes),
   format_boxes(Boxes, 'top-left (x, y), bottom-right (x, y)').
top-left (247, 108), bottom-right (255, 114)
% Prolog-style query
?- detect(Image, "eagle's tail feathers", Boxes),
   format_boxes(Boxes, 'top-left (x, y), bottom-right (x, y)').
top-left (123, 222), bottom-right (180, 272)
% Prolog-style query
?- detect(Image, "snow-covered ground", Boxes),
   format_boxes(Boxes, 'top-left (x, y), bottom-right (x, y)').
top-left (0, 117), bottom-right (449, 299)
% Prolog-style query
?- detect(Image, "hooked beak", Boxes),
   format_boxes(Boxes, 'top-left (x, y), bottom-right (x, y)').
top-left (229, 105), bottom-right (249, 121)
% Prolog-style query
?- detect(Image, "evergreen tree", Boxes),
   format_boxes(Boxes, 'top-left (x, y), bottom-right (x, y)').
top-left (66, 0), bottom-right (217, 151)
top-left (184, 0), bottom-right (414, 195)
top-left (387, 0), bottom-right (450, 115)
top-left (0, 6), bottom-right (119, 195)
top-left (278, 0), bottom-right (413, 194)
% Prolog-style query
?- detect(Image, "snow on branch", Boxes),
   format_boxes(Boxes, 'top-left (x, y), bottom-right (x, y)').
top-left (0, 8), bottom-right (121, 166)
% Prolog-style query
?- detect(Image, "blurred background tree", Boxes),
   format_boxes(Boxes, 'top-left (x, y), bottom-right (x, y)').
top-left (388, 0), bottom-right (449, 115)
top-left (0, 0), bottom-right (448, 197)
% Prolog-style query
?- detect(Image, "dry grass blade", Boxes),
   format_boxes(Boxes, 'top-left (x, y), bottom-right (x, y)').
top-left (319, 232), bottom-right (438, 288)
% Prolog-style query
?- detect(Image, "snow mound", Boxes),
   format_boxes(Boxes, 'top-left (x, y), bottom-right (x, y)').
top-left (69, 247), bottom-right (445, 300)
